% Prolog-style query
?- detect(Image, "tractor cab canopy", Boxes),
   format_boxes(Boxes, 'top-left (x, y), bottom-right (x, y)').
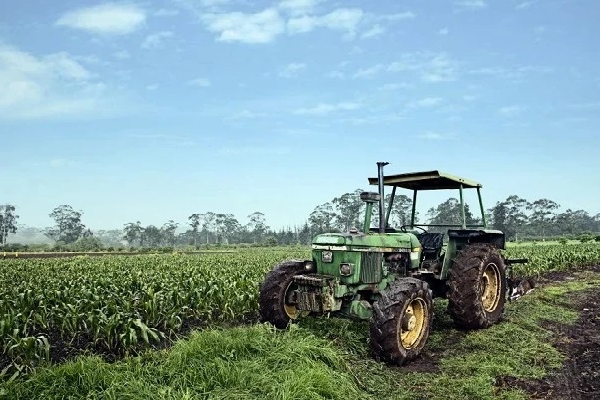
top-left (367, 170), bottom-right (482, 191)
top-left (367, 169), bottom-right (488, 231)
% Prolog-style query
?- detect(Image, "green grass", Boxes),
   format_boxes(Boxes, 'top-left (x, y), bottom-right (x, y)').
top-left (3, 271), bottom-right (599, 400)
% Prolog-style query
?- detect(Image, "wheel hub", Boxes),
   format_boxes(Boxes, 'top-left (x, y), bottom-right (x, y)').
top-left (399, 299), bottom-right (427, 349)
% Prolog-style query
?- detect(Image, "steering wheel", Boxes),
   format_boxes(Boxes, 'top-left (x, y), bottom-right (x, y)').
top-left (400, 225), bottom-right (427, 234)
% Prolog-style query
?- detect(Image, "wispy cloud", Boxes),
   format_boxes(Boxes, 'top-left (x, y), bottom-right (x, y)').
top-left (417, 132), bottom-right (457, 140)
top-left (278, 0), bottom-right (321, 16)
top-left (293, 101), bottom-right (361, 115)
top-left (188, 78), bottom-right (211, 87)
top-left (360, 24), bottom-right (384, 39)
top-left (469, 65), bottom-right (553, 80)
top-left (141, 31), bottom-right (174, 49)
top-left (498, 105), bottom-right (525, 117)
top-left (351, 52), bottom-right (458, 82)
top-left (113, 50), bottom-right (130, 60)
top-left (287, 8), bottom-right (364, 36)
top-left (454, 1), bottom-right (487, 9)
top-left (154, 8), bottom-right (180, 17)
top-left (516, 1), bottom-right (536, 10)
top-left (407, 97), bottom-right (444, 109)
top-left (278, 62), bottom-right (306, 78)
top-left (0, 44), bottom-right (118, 119)
top-left (55, 3), bottom-right (146, 35)
top-left (201, 8), bottom-right (285, 43)
top-left (146, 84), bottom-right (159, 91)
top-left (439, 28), bottom-right (449, 35)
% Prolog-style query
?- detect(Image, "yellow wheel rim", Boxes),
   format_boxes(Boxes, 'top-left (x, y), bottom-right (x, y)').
top-left (482, 263), bottom-right (501, 312)
top-left (399, 298), bottom-right (427, 349)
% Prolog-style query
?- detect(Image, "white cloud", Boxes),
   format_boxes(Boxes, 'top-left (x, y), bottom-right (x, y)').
top-left (202, 8), bottom-right (285, 43)
top-left (188, 78), bottom-right (211, 87)
top-left (348, 53), bottom-right (458, 82)
top-left (498, 105), bottom-right (525, 117)
top-left (469, 65), bottom-right (553, 80)
top-left (407, 97), bottom-right (443, 109)
top-left (142, 31), bottom-right (174, 49)
top-left (439, 28), bottom-right (449, 35)
top-left (287, 8), bottom-right (364, 35)
top-left (278, 62), bottom-right (306, 78)
top-left (454, 1), bottom-right (487, 9)
top-left (55, 3), bottom-right (146, 35)
top-left (361, 24), bottom-right (384, 39)
top-left (293, 101), bottom-right (361, 115)
top-left (417, 132), bottom-right (457, 140)
top-left (0, 44), bottom-right (117, 119)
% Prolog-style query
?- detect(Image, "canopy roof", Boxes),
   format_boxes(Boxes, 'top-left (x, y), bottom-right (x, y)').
top-left (367, 170), bottom-right (482, 191)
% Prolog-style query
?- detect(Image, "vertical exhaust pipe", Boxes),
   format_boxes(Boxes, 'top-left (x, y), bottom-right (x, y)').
top-left (377, 162), bottom-right (389, 233)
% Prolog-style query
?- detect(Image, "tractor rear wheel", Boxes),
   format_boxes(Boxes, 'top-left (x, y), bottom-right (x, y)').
top-left (447, 243), bottom-right (507, 329)
top-left (259, 260), bottom-right (309, 329)
top-left (369, 278), bottom-right (433, 365)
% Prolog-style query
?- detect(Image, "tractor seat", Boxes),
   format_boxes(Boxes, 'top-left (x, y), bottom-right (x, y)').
top-left (417, 232), bottom-right (444, 254)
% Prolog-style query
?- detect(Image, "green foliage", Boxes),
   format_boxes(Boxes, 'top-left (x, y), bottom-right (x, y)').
top-left (558, 237), bottom-right (568, 245)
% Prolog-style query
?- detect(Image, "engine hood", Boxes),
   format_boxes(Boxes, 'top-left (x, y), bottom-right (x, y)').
top-left (311, 232), bottom-right (420, 252)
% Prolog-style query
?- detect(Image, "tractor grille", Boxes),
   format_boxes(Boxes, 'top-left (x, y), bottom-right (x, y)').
top-left (360, 252), bottom-right (382, 283)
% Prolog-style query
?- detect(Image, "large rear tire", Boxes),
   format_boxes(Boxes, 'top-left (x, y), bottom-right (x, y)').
top-left (369, 278), bottom-right (433, 365)
top-left (258, 260), bottom-right (309, 329)
top-left (447, 243), bottom-right (507, 329)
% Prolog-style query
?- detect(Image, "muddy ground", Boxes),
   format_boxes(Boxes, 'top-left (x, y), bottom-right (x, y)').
top-left (495, 265), bottom-right (600, 399)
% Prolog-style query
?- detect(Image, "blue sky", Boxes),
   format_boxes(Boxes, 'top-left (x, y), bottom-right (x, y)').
top-left (1, 0), bottom-right (599, 231)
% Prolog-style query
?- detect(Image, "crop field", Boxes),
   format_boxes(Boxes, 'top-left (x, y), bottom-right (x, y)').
top-left (1, 243), bottom-right (600, 398)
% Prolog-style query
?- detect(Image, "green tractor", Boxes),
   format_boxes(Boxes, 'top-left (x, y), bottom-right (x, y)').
top-left (259, 162), bottom-right (527, 365)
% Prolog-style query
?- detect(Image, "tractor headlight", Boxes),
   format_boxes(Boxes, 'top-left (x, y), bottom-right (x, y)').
top-left (304, 261), bottom-right (314, 271)
top-left (322, 251), bottom-right (333, 263)
top-left (340, 263), bottom-right (354, 276)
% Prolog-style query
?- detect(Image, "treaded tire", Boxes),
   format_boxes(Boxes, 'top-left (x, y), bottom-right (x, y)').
top-left (447, 243), bottom-right (507, 329)
top-left (258, 260), bottom-right (308, 329)
top-left (369, 278), bottom-right (433, 366)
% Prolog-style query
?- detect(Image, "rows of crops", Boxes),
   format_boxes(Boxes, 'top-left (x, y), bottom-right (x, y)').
top-left (1, 244), bottom-right (599, 381)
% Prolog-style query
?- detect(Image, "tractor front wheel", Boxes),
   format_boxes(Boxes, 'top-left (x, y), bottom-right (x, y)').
top-left (259, 260), bottom-right (309, 329)
top-left (447, 243), bottom-right (507, 329)
top-left (369, 278), bottom-right (433, 365)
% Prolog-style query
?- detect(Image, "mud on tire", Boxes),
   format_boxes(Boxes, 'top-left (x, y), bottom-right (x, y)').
top-left (369, 278), bottom-right (433, 366)
top-left (258, 260), bottom-right (308, 329)
top-left (447, 243), bottom-right (507, 329)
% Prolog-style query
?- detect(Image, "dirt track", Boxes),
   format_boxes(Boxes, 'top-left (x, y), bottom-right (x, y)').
top-left (496, 266), bottom-right (600, 399)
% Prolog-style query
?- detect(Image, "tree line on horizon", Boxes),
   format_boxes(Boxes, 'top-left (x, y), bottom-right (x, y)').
top-left (1, 190), bottom-right (600, 250)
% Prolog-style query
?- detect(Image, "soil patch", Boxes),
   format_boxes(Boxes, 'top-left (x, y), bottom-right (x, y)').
top-left (496, 284), bottom-right (600, 399)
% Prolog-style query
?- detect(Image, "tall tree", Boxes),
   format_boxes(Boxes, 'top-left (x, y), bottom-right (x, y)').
top-left (123, 221), bottom-right (144, 247)
top-left (142, 225), bottom-right (163, 247)
top-left (426, 198), bottom-right (476, 232)
top-left (200, 212), bottom-right (216, 244)
top-left (44, 205), bottom-right (87, 244)
top-left (0, 205), bottom-right (19, 246)
top-left (309, 203), bottom-right (337, 234)
top-left (188, 213), bottom-right (201, 246)
top-left (384, 193), bottom-right (414, 227)
top-left (247, 211), bottom-right (269, 243)
top-left (527, 198), bottom-right (559, 240)
top-left (331, 189), bottom-right (364, 232)
top-left (161, 220), bottom-right (179, 246)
